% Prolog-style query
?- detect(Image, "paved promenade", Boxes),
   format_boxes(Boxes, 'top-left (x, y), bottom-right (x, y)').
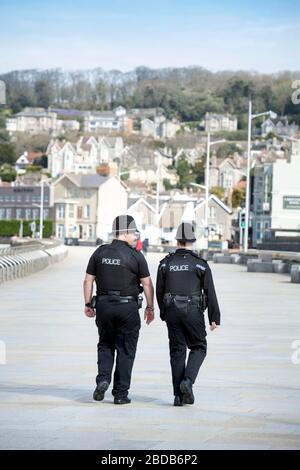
top-left (0, 247), bottom-right (300, 449)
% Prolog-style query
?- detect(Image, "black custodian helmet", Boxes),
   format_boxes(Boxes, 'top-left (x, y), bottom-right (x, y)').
top-left (112, 214), bottom-right (140, 236)
top-left (175, 222), bottom-right (196, 243)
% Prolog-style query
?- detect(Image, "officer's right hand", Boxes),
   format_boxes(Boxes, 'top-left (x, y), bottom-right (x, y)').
top-left (84, 307), bottom-right (95, 317)
top-left (144, 307), bottom-right (154, 325)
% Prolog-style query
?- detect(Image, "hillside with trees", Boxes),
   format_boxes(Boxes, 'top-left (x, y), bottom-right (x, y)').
top-left (0, 66), bottom-right (299, 128)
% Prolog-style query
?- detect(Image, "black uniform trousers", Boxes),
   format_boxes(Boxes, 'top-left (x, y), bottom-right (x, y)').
top-left (95, 297), bottom-right (141, 399)
top-left (165, 300), bottom-right (207, 396)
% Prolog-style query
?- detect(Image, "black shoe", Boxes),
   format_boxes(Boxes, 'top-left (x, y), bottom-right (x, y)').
top-left (174, 395), bottom-right (183, 406)
top-left (180, 378), bottom-right (194, 405)
top-left (93, 381), bottom-right (109, 401)
top-left (114, 397), bottom-right (131, 405)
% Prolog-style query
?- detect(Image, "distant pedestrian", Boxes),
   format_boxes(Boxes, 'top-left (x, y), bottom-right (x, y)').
top-left (142, 238), bottom-right (149, 255)
top-left (135, 238), bottom-right (143, 251)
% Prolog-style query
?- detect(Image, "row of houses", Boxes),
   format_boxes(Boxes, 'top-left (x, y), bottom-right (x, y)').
top-left (6, 107), bottom-right (80, 134)
top-left (6, 106), bottom-right (241, 139)
top-left (6, 105), bottom-right (299, 141)
top-left (47, 135), bottom-right (124, 177)
top-left (0, 173), bottom-right (234, 245)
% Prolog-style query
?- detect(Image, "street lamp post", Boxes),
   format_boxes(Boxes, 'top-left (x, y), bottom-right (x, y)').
top-left (33, 178), bottom-right (52, 240)
top-left (39, 179), bottom-right (44, 240)
top-left (244, 101), bottom-right (277, 253)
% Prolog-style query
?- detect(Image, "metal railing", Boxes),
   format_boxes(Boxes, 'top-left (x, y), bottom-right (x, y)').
top-left (0, 240), bottom-right (68, 284)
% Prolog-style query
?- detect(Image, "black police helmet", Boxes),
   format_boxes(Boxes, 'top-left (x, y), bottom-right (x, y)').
top-left (112, 214), bottom-right (139, 236)
top-left (175, 222), bottom-right (196, 243)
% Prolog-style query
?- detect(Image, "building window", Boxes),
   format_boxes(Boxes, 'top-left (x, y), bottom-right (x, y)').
top-left (88, 224), bottom-right (93, 239)
top-left (84, 190), bottom-right (92, 198)
top-left (222, 172), bottom-right (232, 188)
top-left (0, 208), bottom-right (5, 219)
top-left (209, 207), bottom-right (216, 218)
top-left (84, 205), bottom-right (90, 218)
top-left (68, 204), bottom-right (74, 218)
top-left (25, 209), bottom-right (31, 220)
top-left (43, 209), bottom-right (49, 219)
top-left (57, 204), bottom-right (65, 219)
top-left (58, 224), bottom-right (65, 239)
top-left (16, 208), bottom-right (22, 219)
top-left (32, 209), bottom-right (39, 220)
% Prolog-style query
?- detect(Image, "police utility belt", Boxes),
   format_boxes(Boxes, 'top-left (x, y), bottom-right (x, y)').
top-left (91, 291), bottom-right (143, 309)
top-left (163, 292), bottom-right (207, 311)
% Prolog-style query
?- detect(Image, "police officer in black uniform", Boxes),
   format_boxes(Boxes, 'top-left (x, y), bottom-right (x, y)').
top-left (83, 215), bottom-right (155, 405)
top-left (156, 222), bottom-right (220, 406)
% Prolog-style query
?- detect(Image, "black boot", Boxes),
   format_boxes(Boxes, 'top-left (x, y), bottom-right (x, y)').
top-left (114, 397), bottom-right (131, 405)
top-left (93, 381), bottom-right (109, 401)
top-left (174, 395), bottom-right (183, 406)
top-left (180, 377), bottom-right (194, 405)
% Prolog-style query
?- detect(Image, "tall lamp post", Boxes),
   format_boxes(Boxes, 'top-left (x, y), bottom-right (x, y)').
top-left (33, 178), bottom-right (52, 240)
top-left (244, 101), bottom-right (277, 253)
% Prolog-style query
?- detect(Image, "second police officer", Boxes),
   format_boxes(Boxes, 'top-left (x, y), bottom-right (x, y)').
top-left (83, 215), bottom-right (155, 405)
top-left (156, 222), bottom-right (221, 406)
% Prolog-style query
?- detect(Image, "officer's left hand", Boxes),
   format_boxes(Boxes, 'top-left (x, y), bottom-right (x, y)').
top-left (84, 307), bottom-right (95, 317)
top-left (144, 307), bottom-right (154, 325)
top-left (210, 322), bottom-right (218, 331)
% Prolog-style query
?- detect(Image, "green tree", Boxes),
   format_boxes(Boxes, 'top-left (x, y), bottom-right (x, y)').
top-left (154, 139), bottom-right (165, 149)
top-left (0, 163), bottom-right (17, 182)
top-left (176, 154), bottom-right (194, 189)
top-left (210, 186), bottom-right (225, 200)
top-left (193, 159), bottom-right (205, 184)
top-left (26, 164), bottom-right (43, 173)
top-left (33, 155), bottom-right (48, 168)
top-left (34, 80), bottom-right (53, 108)
top-left (163, 178), bottom-right (174, 190)
top-left (231, 187), bottom-right (245, 208)
top-left (0, 141), bottom-right (16, 165)
top-left (216, 143), bottom-right (242, 159)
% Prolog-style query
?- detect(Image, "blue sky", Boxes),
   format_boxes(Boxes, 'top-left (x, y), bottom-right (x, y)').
top-left (0, 0), bottom-right (299, 73)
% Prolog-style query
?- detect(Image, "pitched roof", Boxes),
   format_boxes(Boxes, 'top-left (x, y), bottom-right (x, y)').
top-left (195, 194), bottom-right (232, 214)
top-left (128, 197), bottom-right (157, 213)
top-left (54, 173), bottom-right (108, 188)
